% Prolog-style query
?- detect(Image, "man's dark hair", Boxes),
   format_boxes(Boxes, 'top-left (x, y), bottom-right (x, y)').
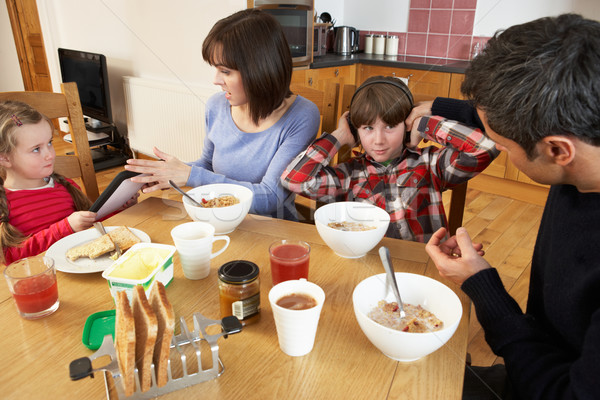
top-left (462, 13), bottom-right (600, 157)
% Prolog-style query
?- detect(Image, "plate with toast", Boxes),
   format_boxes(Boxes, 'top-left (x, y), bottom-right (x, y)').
top-left (47, 226), bottom-right (151, 274)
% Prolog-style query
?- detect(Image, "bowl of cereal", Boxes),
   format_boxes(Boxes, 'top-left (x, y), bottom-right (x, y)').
top-left (183, 183), bottom-right (253, 234)
top-left (314, 201), bottom-right (390, 258)
top-left (352, 272), bottom-right (463, 362)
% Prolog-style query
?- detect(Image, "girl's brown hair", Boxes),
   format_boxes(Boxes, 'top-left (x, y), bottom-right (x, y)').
top-left (202, 9), bottom-right (293, 125)
top-left (0, 101), bottom-right (92, 263)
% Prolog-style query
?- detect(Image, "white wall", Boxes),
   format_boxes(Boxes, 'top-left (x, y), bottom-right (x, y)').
top-left (0, 1), bottom-right (25, 91)
top-left (37, 0), bottom-right (245, 134)
top-left (315, 0), bottom-right (599, 35)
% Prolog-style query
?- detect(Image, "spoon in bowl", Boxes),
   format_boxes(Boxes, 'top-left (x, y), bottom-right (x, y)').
top-left (378, 246), bottom-right (406, 319)
top-left (169, 180), bottom-right (202, 207)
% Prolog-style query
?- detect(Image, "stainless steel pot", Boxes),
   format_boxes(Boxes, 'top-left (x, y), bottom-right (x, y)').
top-left (334, 26), bottom-right (359, 55)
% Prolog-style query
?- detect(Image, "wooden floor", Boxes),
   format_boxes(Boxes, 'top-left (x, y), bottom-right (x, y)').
top-left (55, 135), bottom-right (545, 368)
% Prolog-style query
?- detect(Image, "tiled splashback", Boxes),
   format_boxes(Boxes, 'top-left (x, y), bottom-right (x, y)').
top-left (360, 0), bottom-right (490, 61)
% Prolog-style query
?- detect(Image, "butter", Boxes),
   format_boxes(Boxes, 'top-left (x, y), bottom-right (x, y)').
top-left (108, 247), bottom-right (171, 280)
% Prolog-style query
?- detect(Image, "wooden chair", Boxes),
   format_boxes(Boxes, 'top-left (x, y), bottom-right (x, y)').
top-left (0, 82), bottom-right (100, 200)
top-left (290, 81), bottom-right (338, 136)
top-left (447, 182), bottom-right (468, 236)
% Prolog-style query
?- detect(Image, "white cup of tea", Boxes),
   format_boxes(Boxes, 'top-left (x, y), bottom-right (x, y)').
top-left (268, 278), bottom-right (325, 356)
top-left (171, 221), bottom-right (230, 280)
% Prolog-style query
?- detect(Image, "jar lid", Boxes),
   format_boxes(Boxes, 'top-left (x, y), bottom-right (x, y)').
top-left (373, 34), bottom-right (386, 37)
top-left (364, 33), bottom-right (373, 37)
top-left (387, 35), bottom-right (399, 39)
top-left (219, 260), bottom-right (259, 284)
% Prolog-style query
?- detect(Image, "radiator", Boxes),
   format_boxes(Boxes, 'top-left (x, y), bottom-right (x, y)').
top-left (123, 76), bottom-right (218, 161)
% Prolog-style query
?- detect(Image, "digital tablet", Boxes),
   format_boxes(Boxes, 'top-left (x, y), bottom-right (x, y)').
top-left (90, 170), bottom-right (146, 220)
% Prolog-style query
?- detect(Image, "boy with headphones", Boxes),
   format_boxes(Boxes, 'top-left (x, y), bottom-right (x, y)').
top-left (281, 75), bottom-right (499, 242)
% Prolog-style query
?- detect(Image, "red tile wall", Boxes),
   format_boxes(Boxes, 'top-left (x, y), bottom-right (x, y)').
top-left (359, 0), bottom-right (490, 61)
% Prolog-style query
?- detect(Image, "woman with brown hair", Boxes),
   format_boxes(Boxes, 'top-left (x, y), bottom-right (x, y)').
top-left (125, 9), bottom-right (320, 221)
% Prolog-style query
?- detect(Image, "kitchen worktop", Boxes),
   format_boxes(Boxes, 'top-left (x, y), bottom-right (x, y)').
top-left (310, 53), bottom-right (471, 74)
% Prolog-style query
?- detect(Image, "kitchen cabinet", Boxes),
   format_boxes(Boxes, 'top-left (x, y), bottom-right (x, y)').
top-left (358, 65), bottom-right (451, 102)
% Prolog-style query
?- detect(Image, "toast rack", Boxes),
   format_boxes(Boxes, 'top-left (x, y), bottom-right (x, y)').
top-left (69, 313), bottom-right (242, 399)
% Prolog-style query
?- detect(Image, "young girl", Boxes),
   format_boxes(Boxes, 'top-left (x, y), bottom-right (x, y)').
top-left (281, 76), bottom-right (500, 243)
top-left (0, 100), bottom-right (96, 265)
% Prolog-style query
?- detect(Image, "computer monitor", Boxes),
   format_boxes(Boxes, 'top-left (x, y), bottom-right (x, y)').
top-left (57, 48), bottom-right (113, 125)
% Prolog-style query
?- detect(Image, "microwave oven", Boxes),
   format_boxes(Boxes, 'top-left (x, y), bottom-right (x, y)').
top-left (253, 0), bottom-right (313, 68)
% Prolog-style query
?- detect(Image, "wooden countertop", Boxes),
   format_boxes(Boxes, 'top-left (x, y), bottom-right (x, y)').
top-left (0, 197), bottom-right (470, 399)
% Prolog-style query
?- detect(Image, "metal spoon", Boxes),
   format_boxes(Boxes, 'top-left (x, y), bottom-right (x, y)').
top-left (378, 246), bottom-right (406, 319)
top-left (169, 180), bottom-right (202, 207)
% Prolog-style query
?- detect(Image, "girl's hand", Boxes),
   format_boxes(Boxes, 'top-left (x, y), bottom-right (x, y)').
top-left (125, 147), bottom-right (191, 193)
top-left (67, 211), bottom-right (97, 232)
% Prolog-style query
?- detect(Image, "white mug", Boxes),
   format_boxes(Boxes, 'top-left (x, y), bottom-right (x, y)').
top-left (171, 221), bottom-right (230, 280)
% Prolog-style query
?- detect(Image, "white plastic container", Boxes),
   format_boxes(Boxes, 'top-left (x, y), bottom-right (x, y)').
top-left (102, 243), bottom-right (176, 301)
top-left (385, 35), bottom-right (399, 56)
top-left (364, 34), bottom-right (373, 54)
top-left (373, 35), bottom-right (386, 55)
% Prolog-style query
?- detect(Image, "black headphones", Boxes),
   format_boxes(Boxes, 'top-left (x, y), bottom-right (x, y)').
top-left (347, 77), bottom-right (414, 141)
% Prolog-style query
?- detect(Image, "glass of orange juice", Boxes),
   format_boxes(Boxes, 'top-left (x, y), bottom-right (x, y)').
top-left (269, 240), bottom-right (311, 286)
top-left (3, 256), bottom-right (59, 319)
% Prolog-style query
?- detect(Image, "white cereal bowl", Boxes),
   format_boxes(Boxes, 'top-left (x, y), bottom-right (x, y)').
top-left (352, 272), bottom-right (463, 362)
top-left (183, 184), bottom-right (253, 234)
top-left (314, 201), bottom-right (390, 258)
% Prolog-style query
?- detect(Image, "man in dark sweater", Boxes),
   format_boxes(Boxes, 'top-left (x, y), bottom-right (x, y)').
top-left (411, 14), bottom-right (600, 400)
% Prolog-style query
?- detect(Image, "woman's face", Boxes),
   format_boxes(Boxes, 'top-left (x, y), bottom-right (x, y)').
top-left (212, 60), bottom-right (247, 107)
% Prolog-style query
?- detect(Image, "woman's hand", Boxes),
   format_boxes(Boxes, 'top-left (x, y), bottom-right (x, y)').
top-left (425, 227), bottom-right (490, 285)
top-left (125, 147), bottom-right (192, 193)
top-left (331, 111), bottom-right (358, 147)
top-left (67, 211), bottom-right (96, 232)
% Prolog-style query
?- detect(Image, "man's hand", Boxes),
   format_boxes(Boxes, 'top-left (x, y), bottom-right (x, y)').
top-left (425, 227), bottom-right (490, 285)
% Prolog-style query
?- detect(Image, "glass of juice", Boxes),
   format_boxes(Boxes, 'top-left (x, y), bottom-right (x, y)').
top-left (269, 240), bottom-right (311, 286)
top-left (3, 256), bottom-right (59, 319)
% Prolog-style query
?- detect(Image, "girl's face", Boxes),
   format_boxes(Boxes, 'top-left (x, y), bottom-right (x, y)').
top-left (212, 61), bottom-right (247, 107)
top-left (0, 120), bottom-right (55, 188)
top-left (357, 117), bottom-right (407, 163)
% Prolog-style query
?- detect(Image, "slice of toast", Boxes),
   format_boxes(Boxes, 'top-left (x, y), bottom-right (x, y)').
top-left (109, 226), bottom-right (141, 252)
top-left (132, 285), bottom-right (158, 393)
top-left (66, 234), bottom-right (115, 261)
top-left (149, 282), bottom-right (175, 387)
top-left (115, 290), bottom-right (136, 397)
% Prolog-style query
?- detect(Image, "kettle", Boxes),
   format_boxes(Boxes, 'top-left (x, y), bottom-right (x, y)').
top-left (334, 26), bottom-right (359, 55)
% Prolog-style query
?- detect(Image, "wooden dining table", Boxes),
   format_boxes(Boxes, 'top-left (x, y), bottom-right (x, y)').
top-left (0, 196), bottom-right (470, 400)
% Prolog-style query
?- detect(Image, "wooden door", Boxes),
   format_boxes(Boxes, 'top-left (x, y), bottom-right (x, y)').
top-left (5, 0), bottom-right (53, 92)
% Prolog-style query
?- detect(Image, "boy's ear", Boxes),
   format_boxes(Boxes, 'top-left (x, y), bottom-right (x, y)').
top-left (540, 136), bottom-right (575, 166)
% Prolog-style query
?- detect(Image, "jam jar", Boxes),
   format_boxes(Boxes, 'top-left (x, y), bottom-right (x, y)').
top-left (218, 260), bottom-right (260, 326)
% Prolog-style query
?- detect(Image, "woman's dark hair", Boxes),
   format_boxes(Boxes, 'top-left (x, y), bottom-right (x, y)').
top-left (462, 13), bottom-right (600, 158)
top-left (349, 75), bottom-right (413, 130)
top-left (202, 9), bottom-right (293, 125)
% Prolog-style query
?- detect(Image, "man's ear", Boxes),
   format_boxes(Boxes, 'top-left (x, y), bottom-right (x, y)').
top-left (540, 136), bottom-right (575, 166)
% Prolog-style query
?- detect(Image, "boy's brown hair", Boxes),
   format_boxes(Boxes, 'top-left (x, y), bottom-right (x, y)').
top-left (349, 75), bottom-right (414, 135)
